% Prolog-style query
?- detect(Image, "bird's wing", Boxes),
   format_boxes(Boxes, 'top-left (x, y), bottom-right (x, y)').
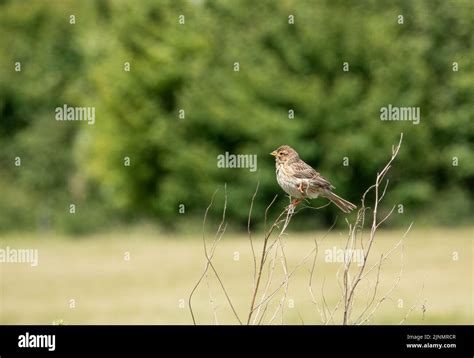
top-left (290, 161), bottom-right (334, 189)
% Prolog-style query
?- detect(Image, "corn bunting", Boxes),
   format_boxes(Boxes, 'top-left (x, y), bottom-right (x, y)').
top-left (271, 145), bottom-right (356, 213)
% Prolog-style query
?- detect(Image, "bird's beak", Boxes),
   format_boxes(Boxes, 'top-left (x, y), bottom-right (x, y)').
top-left (270, 151), bottom-right (277, 156)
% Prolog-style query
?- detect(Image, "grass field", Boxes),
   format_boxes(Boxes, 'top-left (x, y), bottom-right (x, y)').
top-left (0, 227), bottom-right (472, 324)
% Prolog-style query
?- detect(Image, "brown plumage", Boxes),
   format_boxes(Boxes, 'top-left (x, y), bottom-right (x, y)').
top-left (270, 145), bottom-right (356, 213)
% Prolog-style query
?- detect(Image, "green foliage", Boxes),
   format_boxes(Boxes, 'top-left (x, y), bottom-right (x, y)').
top-left (0, 0), bottom-right (472, 232)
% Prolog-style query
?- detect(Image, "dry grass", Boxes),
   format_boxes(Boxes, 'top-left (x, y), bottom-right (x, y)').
top-left (0, 226), bottom-right (472, 324)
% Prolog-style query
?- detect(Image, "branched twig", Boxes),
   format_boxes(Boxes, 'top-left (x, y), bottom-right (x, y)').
top-left (189, 185), bottom-right (242, 325)
top-left (248, 182), bottom-right (259, 286)
top-left (341, 133), bottom-right (406, 325)
top-left (399, 283), bottom-right (425, 325)
top-left (246, 205), bottom-right (294, 324)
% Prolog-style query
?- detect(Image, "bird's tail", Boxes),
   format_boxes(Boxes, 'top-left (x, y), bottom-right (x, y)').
top-left (323, 191), bottom-right (357, 213)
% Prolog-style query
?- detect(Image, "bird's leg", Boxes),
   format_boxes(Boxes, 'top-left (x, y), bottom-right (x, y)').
top-left (284, 184), bottom-right (305, 212)
top-left (291, 198), bottom-right (302, 206)
top-left (286, 197), bottom-right (302, 211)
top-left (288, 183), bottom-right (305, 207)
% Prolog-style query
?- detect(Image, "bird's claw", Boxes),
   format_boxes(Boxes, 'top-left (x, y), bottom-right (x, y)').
top-left (285, 198), bottom-right (302, 213)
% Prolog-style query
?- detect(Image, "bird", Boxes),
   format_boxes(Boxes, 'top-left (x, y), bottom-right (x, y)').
top-left (270, 145), bottom-right (357, 213)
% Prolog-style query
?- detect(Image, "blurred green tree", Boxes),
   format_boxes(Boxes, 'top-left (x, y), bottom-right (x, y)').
top-left (0, 0), bottom-right (472, 232)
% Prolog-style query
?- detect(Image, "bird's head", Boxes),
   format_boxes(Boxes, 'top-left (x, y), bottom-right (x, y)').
top-left (270, 145), bottom-right (298, 164)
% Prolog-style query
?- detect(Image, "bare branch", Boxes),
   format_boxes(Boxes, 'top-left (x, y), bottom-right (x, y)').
top-left (399, 283), bottom-right (425, 325)
top-left (189, 185), bottom-right (242, 325)
top-left (189, 189), bottom-right (219, 325)
top-left (248, 182), bottom-right (260, 286)
top-left (341, 133), bottom-right (404, 325)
